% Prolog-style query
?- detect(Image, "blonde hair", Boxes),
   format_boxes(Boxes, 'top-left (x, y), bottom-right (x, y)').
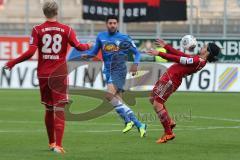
top-left (42, 0), bottom-right (58, 18)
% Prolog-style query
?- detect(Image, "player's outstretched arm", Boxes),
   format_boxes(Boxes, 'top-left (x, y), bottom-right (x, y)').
top-left (131, 43), bottom-right (141, 64)
top-left (4, 45), bottom-right (37, 70)
top-left (164, 44), bottom-right (190, 57)
top-left (82, 35), bottom-right (101, 58)
top-left (147, 49), bottom-right (197, 65)
top-left (129, 47), bottom-right (141, 76)
top-left (68, 28), bottom-right (91, 51)
top-left (155, 39), bottom-right (189, 57)
top-left (128, 38), bottom-right (141, 76)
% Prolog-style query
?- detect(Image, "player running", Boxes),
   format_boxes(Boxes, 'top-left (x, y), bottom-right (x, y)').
top-left (83, 15), bottom-right (147, 137)
top-left (147, 39), bottom-right (220, 144)
top-left (4, 0), bottom-right (91, 153)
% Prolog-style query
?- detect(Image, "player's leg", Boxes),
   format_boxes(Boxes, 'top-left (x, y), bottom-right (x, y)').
top-left (49, 75), bottom-right (68, 154)
top-left (106, 84), bottom-right (132, 124)
top-left (39, 78), bottom-right (56, 150)
top-left (151, 91), bottom-right (175, 130)
top-left (45, 105), bottom-right (55, 150)
top-left (109, 66), bottom-right (146, 136)
top-left (153, 100), bottom-right (175, 143)
top-left (150, 74), bottom-right (176, 143)
top-left (163, 105), bottom-right (176, 129)
top-left (115, 91), bottom-right (146, 137)
top-left (108, 91), bottom-right (147, 137)
top-left (106, 84), bottom-right (136, 134)
top-left (104, 70), bottom-right (134, 132)
top-left (53, 103), bottom-right (66, 154)
top-left (111, 61), bottom-right (146, 136)
top-left (106, 56), bottom-right (134, 125)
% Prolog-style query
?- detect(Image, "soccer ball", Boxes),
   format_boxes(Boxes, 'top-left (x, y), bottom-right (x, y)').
top-left (180, 35), bottom-right (197, 51)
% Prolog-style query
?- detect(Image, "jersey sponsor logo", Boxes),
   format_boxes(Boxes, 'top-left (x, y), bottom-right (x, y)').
top-left (115, 40), bottom-right (121, 45)
top-left (187, 58), bottom-right (194, 64)
top-left (103, 42), bottom-right (119, 52)
top-left (103, 40), bottom-right (133, 52)
top-left (119, 40), bottom-right (132, 50)
top-left (180, 57), bottom-right (187, 64)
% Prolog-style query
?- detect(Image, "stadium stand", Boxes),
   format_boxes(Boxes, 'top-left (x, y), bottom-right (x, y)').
top-left (0, 0), bottom-right (240, 37)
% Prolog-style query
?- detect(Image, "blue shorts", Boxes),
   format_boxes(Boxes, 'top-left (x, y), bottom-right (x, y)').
top-left (104, 54), bottom-right (128, 91)
top-left (104, 66), bottom-right (127, 91)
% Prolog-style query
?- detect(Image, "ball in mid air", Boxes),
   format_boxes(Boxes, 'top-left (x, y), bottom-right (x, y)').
top-left (180, 35), bottom-right (197, 51)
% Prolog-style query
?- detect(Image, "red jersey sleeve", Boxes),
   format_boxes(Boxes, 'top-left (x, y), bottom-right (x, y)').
top-left (5, 45), bottom-right (37, 69)
top-left (158, 52), bottom-right (201, 65)
top-left (164, 44), bottom-right (191, 57)
top-left (68, 28), bottom-right (89, 51)
top-left (29, 27), bottom-right (39, 46)
top-left (4, 27), bottom-right (39, 69)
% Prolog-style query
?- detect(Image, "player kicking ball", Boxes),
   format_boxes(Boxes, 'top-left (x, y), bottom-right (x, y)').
top-left (4, 0), bottom-right (92, 153)
top-left (147, 39), bottom-right (221, 143)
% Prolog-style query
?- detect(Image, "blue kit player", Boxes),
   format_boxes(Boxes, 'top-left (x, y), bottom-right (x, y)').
top-left (84, 15), bottom-right (147, 137)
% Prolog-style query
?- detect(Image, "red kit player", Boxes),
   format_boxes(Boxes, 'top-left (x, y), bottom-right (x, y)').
top-left (4, 0), bottom-right (92, 153)
top-left (147, 39), bottom-right (221, 144)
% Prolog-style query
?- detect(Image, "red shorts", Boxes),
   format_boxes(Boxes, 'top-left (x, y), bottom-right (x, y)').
top-left (38, 76), bottom-right (68, 106)
top-left (150, 73), bottom-right (179, 104)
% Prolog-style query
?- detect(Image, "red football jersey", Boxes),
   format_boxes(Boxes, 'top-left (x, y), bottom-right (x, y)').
top-left (30, 21), bottom-right (88, 77)
top-left (160, 45), bottom-right (207, 86)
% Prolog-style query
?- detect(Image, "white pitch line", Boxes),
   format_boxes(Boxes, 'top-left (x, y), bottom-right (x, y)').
top-left (0, 126), bottom-right (240, 134)
top-left (192, 116), bottom-right (240, 122)
top-left (0, 120), bottom-right (197, 128)
top-left (2, 114), bottom-right (240, 126)
top-left (1, 114), bottom-right (240, 127)
top-left (0, 115), bottom-right (240, 132)
top-left (72, 126), bottom-right (240, 133)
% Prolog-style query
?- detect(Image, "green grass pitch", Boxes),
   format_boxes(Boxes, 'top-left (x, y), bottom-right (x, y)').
top-left (0, 90), bottom-right (239, 160)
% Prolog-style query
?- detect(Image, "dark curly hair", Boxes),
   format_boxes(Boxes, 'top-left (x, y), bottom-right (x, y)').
top-left (207, 43), bottom-right (221, 62)
top-left (105, 15), bottom-right (119, 23)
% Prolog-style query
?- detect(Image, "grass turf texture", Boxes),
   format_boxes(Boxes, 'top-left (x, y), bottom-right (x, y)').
top-left (0, 89), bottom-right (239, 160)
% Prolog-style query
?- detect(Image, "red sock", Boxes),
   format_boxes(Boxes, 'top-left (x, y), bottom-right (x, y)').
top-left (45, 106), bottom-right (55, 144)
top-left (54, 107), bottom-right (65, 147)
top-left (163, 105), bottom-right (172, 123)
top-left (156, 108), bottom-right (172, 135)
